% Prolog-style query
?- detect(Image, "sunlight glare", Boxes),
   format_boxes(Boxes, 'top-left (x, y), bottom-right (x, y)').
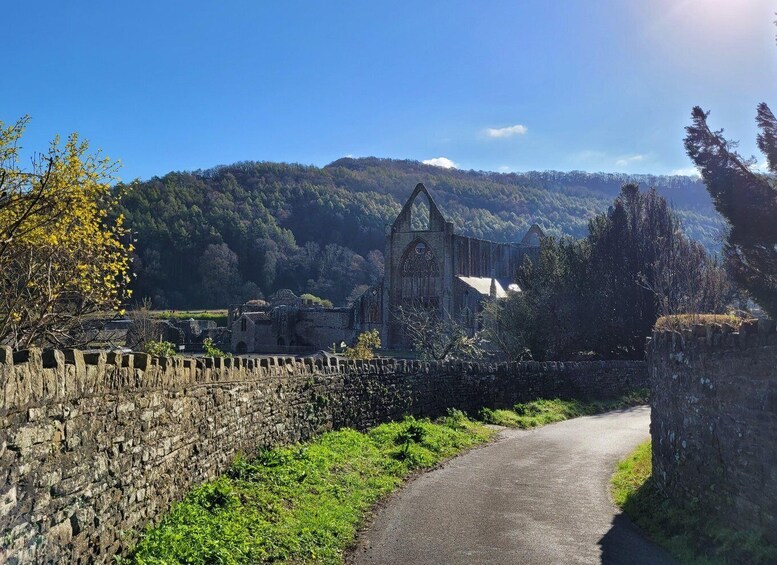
top-left (640, 0), bottom-right (772, 70)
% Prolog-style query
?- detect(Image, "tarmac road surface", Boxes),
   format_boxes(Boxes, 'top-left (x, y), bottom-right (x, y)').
top-left (352, 405), bottom-right (674, 565)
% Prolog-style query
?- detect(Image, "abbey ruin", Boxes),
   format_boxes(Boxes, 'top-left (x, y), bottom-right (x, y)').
top-left (229, 183), bottom-right (543, 353)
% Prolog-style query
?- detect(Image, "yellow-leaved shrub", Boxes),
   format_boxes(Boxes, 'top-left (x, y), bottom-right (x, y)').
top-left (0, 116), bottom-right (132, 348)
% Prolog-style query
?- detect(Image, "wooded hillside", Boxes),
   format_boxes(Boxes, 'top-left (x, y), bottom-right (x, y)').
top-left (117, 157), bottom-right (722, 308)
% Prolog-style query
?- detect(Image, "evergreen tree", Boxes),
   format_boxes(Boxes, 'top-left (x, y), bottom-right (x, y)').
top-left (684, 104), bottom-right (777, 317)
top-left (493, 185), bottom-right (731, 360)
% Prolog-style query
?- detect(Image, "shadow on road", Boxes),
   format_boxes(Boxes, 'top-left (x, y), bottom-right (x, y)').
top-left (598, 512), bottom-right (675, 564)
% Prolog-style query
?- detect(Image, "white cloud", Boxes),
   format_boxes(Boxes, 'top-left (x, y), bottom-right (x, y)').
top-left (422, 157), bottom-right (459, 169)
top-left (484, 124), bottom-right (528, 138)
top-left (498, 165), bottom-right (511, 173)
top-left (670, 166), bottom-right (700, 177)
top-left (615, 154), bottom-right (645, 167)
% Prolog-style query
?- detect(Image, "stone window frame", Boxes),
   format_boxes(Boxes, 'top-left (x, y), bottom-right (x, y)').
top-left (400, 238), bottom-right (440, 277)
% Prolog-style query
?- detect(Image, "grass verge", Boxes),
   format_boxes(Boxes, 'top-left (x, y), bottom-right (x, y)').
top-left (122, 411), bottom-right (491, 564)
top-left (478, 389), bottom-right (649, 429)
top-left (612, 441), bottom-right (777, 564)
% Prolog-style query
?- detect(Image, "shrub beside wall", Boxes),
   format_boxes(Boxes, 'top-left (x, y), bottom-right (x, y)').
top-left (0, 347), bottom-right (646, 563)
top-left (648, 320), bottom-right (777, 544)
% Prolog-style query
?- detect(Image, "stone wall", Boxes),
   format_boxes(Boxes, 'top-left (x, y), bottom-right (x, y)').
top-left (648, 320), bottom-right (777, 543)
top-left (0, 347), bottom-right (646, 563)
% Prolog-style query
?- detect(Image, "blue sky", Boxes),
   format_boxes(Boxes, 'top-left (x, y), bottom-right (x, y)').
top-left (3, 0), bottom-right (776, 181)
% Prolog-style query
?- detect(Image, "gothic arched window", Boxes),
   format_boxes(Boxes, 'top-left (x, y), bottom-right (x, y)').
top-left (401, 239), bottom-right (439, 277)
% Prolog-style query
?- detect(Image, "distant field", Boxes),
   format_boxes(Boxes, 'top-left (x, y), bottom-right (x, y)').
top-left (150, 310), bottom-right (229, 326)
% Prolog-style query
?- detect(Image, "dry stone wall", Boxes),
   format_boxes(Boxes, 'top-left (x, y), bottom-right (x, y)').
top-left (0, 347), bottom-right (646, 563)
top-left (648, 320), bottom-right (777, 543)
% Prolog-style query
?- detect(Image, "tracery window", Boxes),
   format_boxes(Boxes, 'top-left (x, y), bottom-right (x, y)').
top-left (401, 240), bottom-right (439, 276)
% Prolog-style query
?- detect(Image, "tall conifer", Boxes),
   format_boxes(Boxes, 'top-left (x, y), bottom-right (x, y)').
top-left (684, 104), bottom-right (777, 317)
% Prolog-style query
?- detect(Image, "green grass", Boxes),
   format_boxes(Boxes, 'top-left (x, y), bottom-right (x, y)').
top-left (478, 390), bottom-right (649, 429)
top-left (123, 411), bottom-right (491, 564)
top-left (611, 441), bottom-right (652, 507)
top-left (612, 441), bottom-right (777, 565)
top-left (150, 310), bottom-right (229, 327)
top-left (654, 314), bottom-right (746, 331)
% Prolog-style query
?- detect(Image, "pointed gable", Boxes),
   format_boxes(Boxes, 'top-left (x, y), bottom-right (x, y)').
top-left (521, 224), bottom-right (545, 247)
top-left (391, 183), bottom-right (449, 232)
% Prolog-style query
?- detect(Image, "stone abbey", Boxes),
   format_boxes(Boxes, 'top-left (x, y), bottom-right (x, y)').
top-left (230, 183), bottom-right (543, 353)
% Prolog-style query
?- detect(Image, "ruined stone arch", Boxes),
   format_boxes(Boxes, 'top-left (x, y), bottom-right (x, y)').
top-left (521, 224), bottom-right (545, 247)
top-left (391, 183), bottom-right (448, 233)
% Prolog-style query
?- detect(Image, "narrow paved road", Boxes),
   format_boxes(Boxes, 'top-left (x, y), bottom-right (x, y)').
top-left (352, 406), bottom-right (674, 565)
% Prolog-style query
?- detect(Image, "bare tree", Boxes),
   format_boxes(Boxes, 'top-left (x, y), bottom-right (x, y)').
top-left (639, 234), bottom-right (732, 319)
top-left (480, 296), bottom-right (534, 362)
top-left (125, 298), bottom-right (157, 350)
top-left (393, 305), bottom-right (484, 361)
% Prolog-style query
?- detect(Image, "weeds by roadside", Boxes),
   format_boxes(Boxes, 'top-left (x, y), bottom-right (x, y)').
top-left (478, 390), bottom-right (649, 429)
